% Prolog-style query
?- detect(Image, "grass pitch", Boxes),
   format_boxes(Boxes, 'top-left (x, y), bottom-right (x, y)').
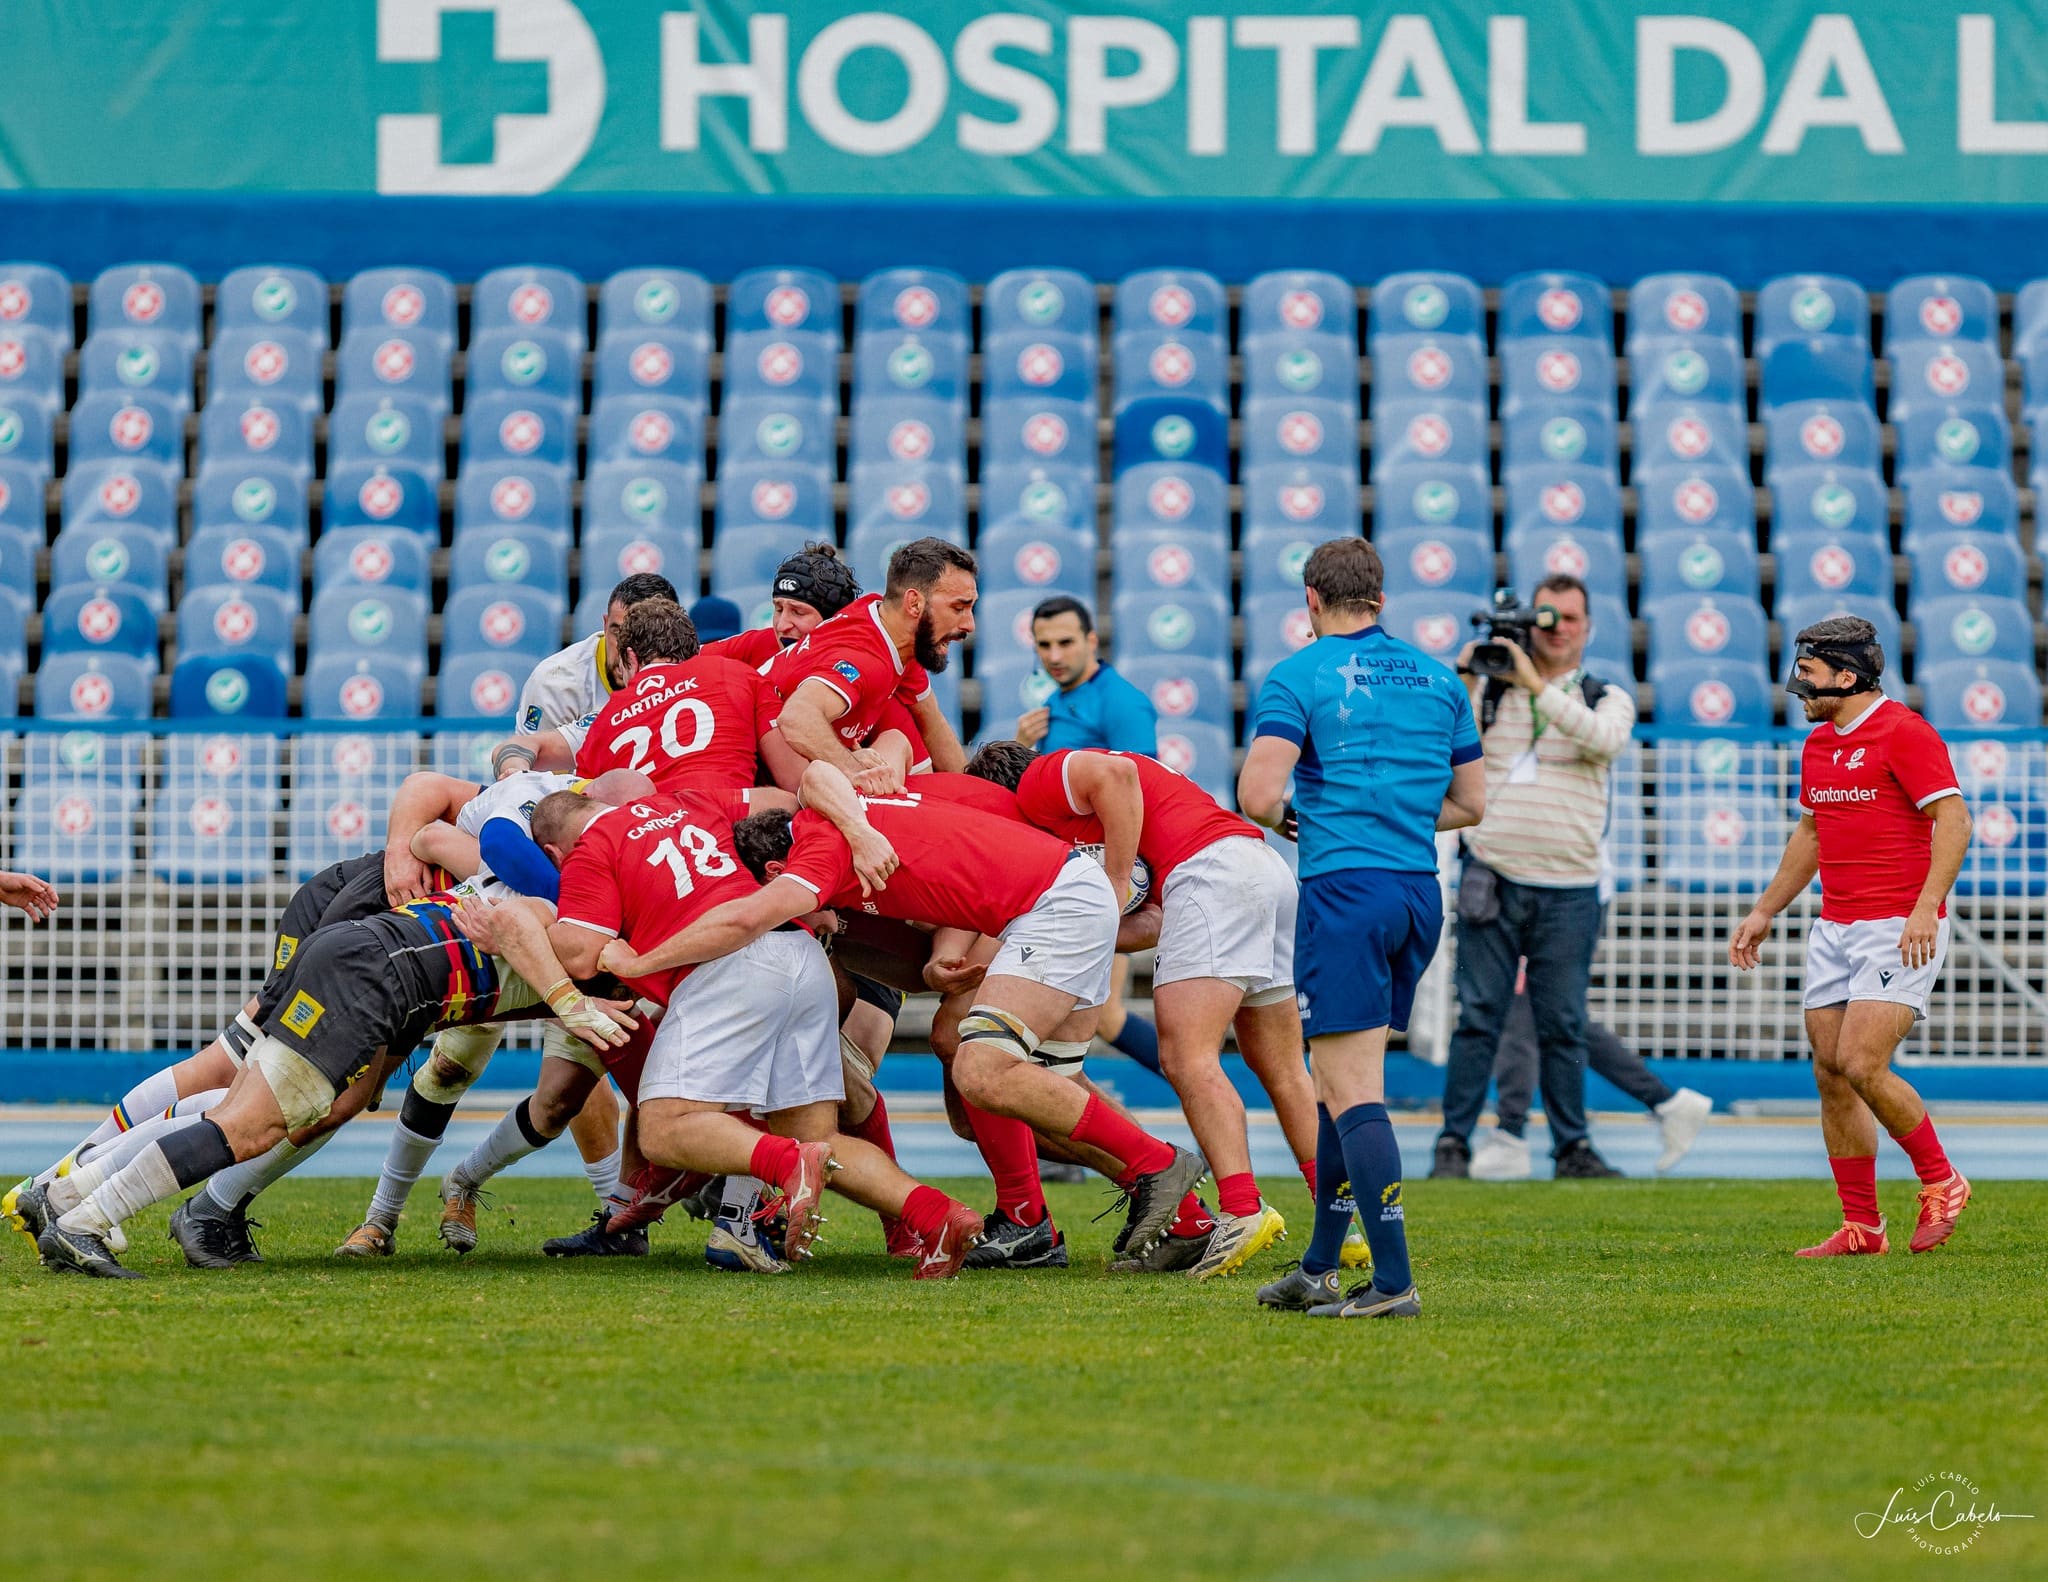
top-left (5, 1176), bottom-right (2045, 1582)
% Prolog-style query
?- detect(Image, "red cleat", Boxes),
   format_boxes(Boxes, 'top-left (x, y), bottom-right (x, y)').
top-left (1910, 1172), bottom-right (1972, 1253)
top-left (605, 1167), bottom-right (709, 1234)
top-left (882, 1215), bottom-right (922, 1259)
top-left (762, 1141), bottom-right (835, 1263)
top-left (1796, 1218), bottom-right (1889, 1257)
top-left (912, 1199), bottom-right (984, 1281)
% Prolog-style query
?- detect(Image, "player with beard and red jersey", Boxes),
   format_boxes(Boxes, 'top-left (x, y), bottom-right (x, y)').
top-left (1731, 617), bottom-right (1975, 1258)
top-left (596, 775), bottom-right (1210, 1267)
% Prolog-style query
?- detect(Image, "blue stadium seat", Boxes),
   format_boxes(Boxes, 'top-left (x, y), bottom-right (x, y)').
top-left (334, 328), bottom-right (452, 416)
top-left (856, 267), bottom-right (969, 346)
top-left (1655, 660), bottom-right (1774, 729)
top-left (466, 328), bottom-right (582, 412)
top-left (1371, 334), bottom-right (1484, 413)
top-left (1240, 590), bottom-right (1319, 697)
top-left (0, 397), bottom-right (58, 479)
top-left (1628, 339), bottom-right (1745, 416)
top-left (1763, 401), bottom-right (1881, 479)
top-left (284, 773), bottom-right (404, 880)
top-left (452, 461), bottom-right (571, 544)
top-left (1950, 736), bottom-right (2046, 804)
top-left (1100, 654), bottom-right (1226, 738)
top-left (1382, 600), bottom-right (1469, 669)
top-left (1113, 463), bottom-right (1229, 537)
top-left (1887, 342), bottom-right (2002, 426)
top-left (592, 330), bottom-right (711, 412)
top-left (1246, 461), bottom-right (1367, 537)
top-left (1761, 339), bottom-right (1872, 407)
top-left (584, 458), bottom-right (702, 538)
top-left (848, 469), bottom-right (965, 542)
top-left (1502, 406), bottom-right (1616, 474)
top-left (189, 463), bottom-right (306, 542)
top-left (0, 263), bottom-right (73, 347)
top-left (0, 459), bottom-right (41, 536)
top-left (586, 398), bottom-right (704, 475)
top-left (195, 394), bottom-right (312, 481)
top-left (1659, 782), bottom-right (1788, 892)
top-left (207, 328), bottom-right (322, 417)
top-left (1913, 594), bottom-right (2036, 672)
top-left (0, 328), bottom-right (67, 416)
top-left (1112, 526), bottom-right (1228, 598)
top-left (302, 653), bottom-right (424, 721)
top-left (449, 526), bottom-right (570, 605)
top-left (441, 585), bottom-right (564, 665)
top-left (311, 527), bottom-right (432, 596)
top-left (1500, 340), bottom-right (1615, 417)
top-left (184, 524), bottom-right (301, 601)
top-left (585, 526), bottom-right (697, 598)
top-left (472, 266), bottom-right (586, 349)
top-left (1756, 275), bottom-right (1869, 358)
top-left (715, 461), bottom-right (834, 539)
top-left (438, 651), bottom-right (537, 722)
top-left (1766, 465), bottom-right (1888, 546)
top-left (982, 397), bottom-right (1096, 476)
top-left (461, 393), bottom-right (575, 470)
top-left (1895, 405), bottom-right (2010, 477)
top-left (1626, 274), bottom-right (1741, 352)
top-left (725, 327), bottom-right (839, 406)
top-left (51, 525), bottom-right (169, 611)
top-left (1245, 270), bottom-right (1354, 340)
top-left (89, 264), bottom-right (201, 354)
top-left (1500, 271), bottom-right (1611, 344)
top-left (61, 457), bottom-right (178, 546)
top-left (1955, 794), bottom-right (2048, 898)
top-left (42, 584), bottom-right (158, 663)
top-left (1111, 589), bottom-right (1230, 666)
top-left (1585, 596), bottom-right (1634, 685)
top-left (2018, 278), bottom-right (2048, 355)
top-left (13, 778), bottom-right (136, 883)
top-left (79, 332), bottom-right (193, 415)
top-left (599, 268), bottom-right (713, 348)
top-left (1885, 275), bottom-right (1997, 348)
top-left (972, 655), bottom-right (1054, 744)
top-left (977, 519), bottom-right (1095, 598)
top-left (1776, 595), bottom-right (1904, 693)
top-left (852, 332), bottom-right (968, 409)
top-left (1115, 269), bottom-right (1225, 339)
top-left (19, 729), bottom-right (149, 788)
top-left (307, 584), bottom-right (428, 674)
top-left (1901, 467), bottom-right (2020, 546)
top-left (1378, 526), bottom-right (1495, 603)
top-left (430, 731), bottom-right (499, 780)
top-left (167, 652), bottom-right (289, 720)
top-left (324, 461), bottom-right (437, 537)
top-left (980, 461), bottom-right (1095, 535)
top-left (0, 526), bottom-right (37, 620)
top-left (711, 524), bottom-right (824, 602)
top-left (2022, 343), bottom-right (2048, 421)
top-left (163, 732), bottom-right (282, 793)
top-left (1775, 531), bottom-right (1891, 606)
top-left (983, 330), bottom-right (1095, 405)
top-left (1248, 395), bottom-right (1364, 471)
top-left (1241, 331), bottom-right (1359, 408)
top-left (728, 267), bottom-right (840, 342)
top-left (849, 400), bottom-right (965, 480)
top-left (1637, 465), bottom-right (1756, 541)
top-left (1920, 659), bottom-right (2042, 730)
top-left (326, 393), bottom-right (440, 480)
top-left (1112, 397), bottom-right (1228, 476)
top-left (216, 265), bottom-right (328, 347)
top-left (34, 652), bottom-right (155, 719)
top-left (1631, 404), bottom-right (1742, 481)
top-left (1240, 526), bottom-right (1328, 599)
top-left (1908, 530), bottom-right (2029, 608)
top-left (1644, 593), bottom-right (1769, 673)
top-left (985, 268), bottom-right (1096, 340)
top-left (1154, 719), bottom-right (1234, 801)
top-left (1113, 329), bottom-right (1228, 410)
top-left (713, 396), bottom-right (829, 474)
top-left (1370, 271), bottom-right (1483, 343)
top-left (1502, 464), bottom-right (1622, 542)
top-left (843, 517), bottom-right (968, 591)
top-left (1503, 523), bottom-right (1627, 607)
top-left (342, 267), bottom-right (457, 351)
top-left (150, 782), bottom-right (275, 883)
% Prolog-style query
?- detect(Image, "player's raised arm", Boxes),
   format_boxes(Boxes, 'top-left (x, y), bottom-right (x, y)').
top-left (489, 727), bottom-right (575, 779)
top-left (451, 893), bottom-right (636, 1049)
top-left (1060, 751), bottom-right (1144, 907)
top-left (1729, 814), bottom-right (1822, 970)
top-left (599, 882), bottom-right (814, 981)
top-left (772, 677), bottom-right (866, 776)
top-left (385, 772), bottom-right (483, 903)
top-left (797, 759), bottom-right (897, 895)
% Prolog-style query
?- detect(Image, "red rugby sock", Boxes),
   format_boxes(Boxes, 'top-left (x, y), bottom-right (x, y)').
top-left (847, 1090), bottom-right (897, 1161)
top-left (964, 1100), bottom-right (1046, 1226)
top-left (898, 1185), bottom-right (953, 1241)
top-left (1829, 1155), bottom-right (1881, 1228)
top-left (1068, 1095), bottom-right (1174, 1179)
top-left (1170, 1193), bottom-right (1215, 1237)
top-left (1891, 1114), bottom-right (1954, 1186)
top-left (1217, 1171), bottom-right (1263, 1219)
top-left (749, 1134), bottom-right (800, 1185)
top-left (1299, 1159), bottom-right (1317, 1197)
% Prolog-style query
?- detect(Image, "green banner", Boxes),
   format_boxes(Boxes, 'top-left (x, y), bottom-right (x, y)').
top-left (4, 3), bottom-right (2048, 203)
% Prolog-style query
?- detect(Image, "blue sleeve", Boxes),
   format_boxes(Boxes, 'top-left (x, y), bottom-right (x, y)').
top-left (1251, 660), bottom-right (1309, 747)
top-left (1103, 677), bottom-right (1158, 756)
top-left (1449, 684), bottom-right (1483, 766)
top-left (479, 817), bottom-right (560, 904)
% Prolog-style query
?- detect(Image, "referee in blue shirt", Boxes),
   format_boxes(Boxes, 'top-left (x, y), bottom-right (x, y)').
top-left (1239, 538), bottom-right (1485, 1319)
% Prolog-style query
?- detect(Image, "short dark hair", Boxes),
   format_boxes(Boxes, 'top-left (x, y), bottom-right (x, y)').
top-left (1030, 595), bottom-right (1094, 635)
top-left (530, 790), bottom-right (600, 853)
top-left (732, 809), bottom-right (796, 881)
top-left (885, 537), bottom-right (978, 598)
top-left (1303, 538), bottom-right (1384, 613)
top-left (965, 739), bottom-right (1034, 791)
top-left (608, 572), bottom-right (679, 612)
top-left (1533, 572), bottom-right (1589, 608)
top-left (620, 598), bottom-right (699, 665)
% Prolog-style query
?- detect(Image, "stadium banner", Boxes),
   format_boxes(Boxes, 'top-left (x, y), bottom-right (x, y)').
top-left (5, 3), bottom-right (2048, 206)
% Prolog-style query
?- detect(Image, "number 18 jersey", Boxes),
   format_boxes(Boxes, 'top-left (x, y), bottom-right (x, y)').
top-left (554, 790), bottom-right (760, 1006)
top-left (569, 656), bottom-right (778, 792)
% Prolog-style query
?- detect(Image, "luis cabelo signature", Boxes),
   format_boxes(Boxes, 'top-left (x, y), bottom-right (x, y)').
top-left (1855, 1471), bottom-right (2036, 1555)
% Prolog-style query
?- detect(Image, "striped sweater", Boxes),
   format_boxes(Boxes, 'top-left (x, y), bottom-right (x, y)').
top-left (1464, 674), bottom-right (1637, 888)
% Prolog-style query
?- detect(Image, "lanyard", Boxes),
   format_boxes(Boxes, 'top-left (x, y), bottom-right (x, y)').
top-left (1526, 668), bottom-right (1580, 748)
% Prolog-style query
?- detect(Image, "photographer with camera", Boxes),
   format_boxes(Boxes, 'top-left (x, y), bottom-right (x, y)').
top-left (1431, 573), bottom-right (1638, 1180)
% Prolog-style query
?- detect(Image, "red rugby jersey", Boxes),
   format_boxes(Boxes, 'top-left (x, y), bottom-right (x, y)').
top-left (1798, 698), bottom-right (1960, 923)
top-left (1014, 749), bottom-right (1261, 887)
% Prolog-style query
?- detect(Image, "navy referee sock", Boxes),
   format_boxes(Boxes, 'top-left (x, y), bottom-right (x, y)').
top-left (1335, 1103), bottom-right (1411, 1294)
top-left (1301, 1106), bottom-right (1352, 1276)
top-left (1108, 1013), bottom-right (1161, 1075)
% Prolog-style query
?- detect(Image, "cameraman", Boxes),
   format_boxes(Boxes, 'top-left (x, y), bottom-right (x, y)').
top-left (1431, 573), bottom-right (1638, 1180)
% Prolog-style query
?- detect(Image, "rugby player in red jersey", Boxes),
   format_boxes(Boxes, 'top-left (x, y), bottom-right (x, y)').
top-left (1731, 617), bottom-right (1975, 1256)
top-left (967, 740), bottom-right (1321, 1280)
top-left (597, 778), bottom-right (1210, 1265)
top-left (702, 542), bottom-right (860, 671)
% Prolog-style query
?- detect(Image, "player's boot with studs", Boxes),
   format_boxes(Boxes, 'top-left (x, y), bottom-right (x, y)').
top-left (166, 1199), bottom-right (241, 1270)
top-left (438, 1177), bottom-right (488, 1255)
top-left (29, 1188), bottom-right (143, 1281)
top-left (962, 1208), bottom-right (1068, 1269)
top-left (1117, 1148), bottom-right (1210, 1261)
top-left (913, 1200), bottom-right (987, 1281)
top-left (1306, 1281), bottom-right (1422, 1320)
top-left (759, 1141), bottom-right (836, 1263)
top-left (1256, 1261), bottom-right (1343, 1311)
top-left (1796, 1218), bottom-right (1889, 1257)
top-left (542, 1208), bottom-right (649, 1259)
top-left (1188, 1203), bottom-right (1287, 1281)
top-left (1910, 1173), bottom-right (1972, 1253)
top-left (335, 1221), bottom-right (395, 1258)
top-left (4, 1176), bottom-right (42, 1254)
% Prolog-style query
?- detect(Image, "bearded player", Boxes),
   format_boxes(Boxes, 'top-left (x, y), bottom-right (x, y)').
top-left (1730, 617), bottom-right (1974, 1257)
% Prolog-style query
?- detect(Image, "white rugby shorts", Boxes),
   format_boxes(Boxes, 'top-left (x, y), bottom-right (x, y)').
top-left (1152, 836), bottom-right (1298, 1003)
top-left (1803, 914), bottom-right (1950, 1020)
top-left (639, 932), bottom-right (844, 1110)
top-left (987, 858), bottom-right (1120, 1007)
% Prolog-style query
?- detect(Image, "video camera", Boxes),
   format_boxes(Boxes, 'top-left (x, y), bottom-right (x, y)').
top-left (1467, 588), bottom-right (1559, 679)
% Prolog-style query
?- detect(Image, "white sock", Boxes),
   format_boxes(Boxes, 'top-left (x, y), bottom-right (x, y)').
top-left (49, 1106), bottom-right (216, 1213)
top-left (583, 1146), bottom-right (623, 1205)
top-left (450, 1102), bottom-right (550, 1190)
top-left (75, 1087), bottom-right (227, 1171)
top-left (364, 1123), bottom-right (444, 1229)
top-left (80, 1066), bottom-right (186, 1155)
top-left (196, 1131), bottom-right (333, 1218)
top-left (58, 1143), bottom-right (181, 1238)
top-left (719, 1175), bottom-right (765, 1223)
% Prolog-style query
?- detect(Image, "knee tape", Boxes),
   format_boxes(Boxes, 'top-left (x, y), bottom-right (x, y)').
top-left (1241, 983), bottom-right (1297, 1009)
top-left (542, 1020), bottom-right (608, 1076)
top-left (959, 1006), bottom-right (1040, 1062)
top-left (414, 1023), bottom-right (503, 1104)
top-left (838, 1030), bottom-right (877, 1086)
top-left (221, 1010), bottom-right (262, 1067)
top-left (1036, 1039), bottom-right (1089, 1080)
top-left (248, 1035), bottom-right (337, 1132)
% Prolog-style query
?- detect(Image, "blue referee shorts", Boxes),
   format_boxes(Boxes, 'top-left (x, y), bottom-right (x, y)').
top-left (1296, 868), bottom-right (1444, 1037)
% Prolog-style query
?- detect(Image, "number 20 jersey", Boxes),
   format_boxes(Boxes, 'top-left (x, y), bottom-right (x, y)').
top-left (569, 656), bottom-right (779, 792)
top-left (554, 790), bottom-right (761, 1006)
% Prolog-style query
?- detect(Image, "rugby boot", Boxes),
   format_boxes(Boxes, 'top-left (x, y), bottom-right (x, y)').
top-left (166, 1200), bottom-right (240, 1270)
top-left (913, 1200), bottom-right (986, 1281)
top-left (335, 1221), bottom-right (395, 1258)
top-left (1796, 1219), bottom-right (1888, 1257)
top-left (1256, 1262), bottom-right (1343, 1311)
top-left (1187, 1203), bottom-right (1287, 1281)
top-left (1910, 1173), bottom-right (1972, 1253)
top-left (1306, 1281), bottom-right (1422, 1320)
top-left (961, 1209), bottom-right (1068, 1270)
top-left (543, 1207), bottom-right (650, 1258)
